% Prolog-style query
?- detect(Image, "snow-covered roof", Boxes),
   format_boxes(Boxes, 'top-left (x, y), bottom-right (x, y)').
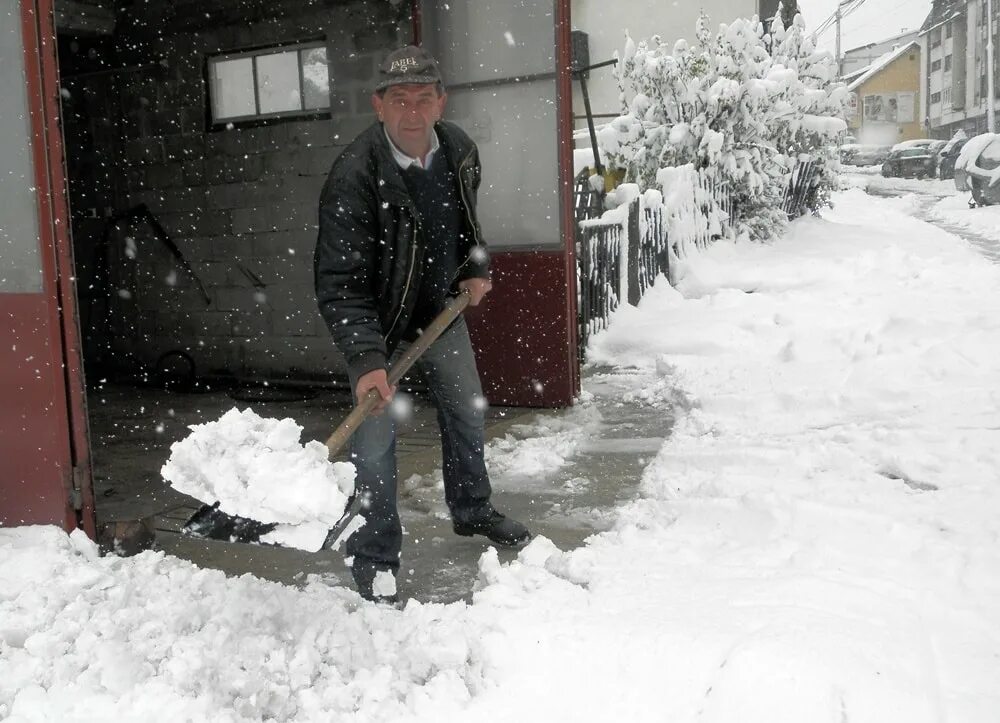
top-left (845, 41), bottom-right (919, 91)
top-left (920, 0), bottom-right (964, 34)
top-left (842, 29), bottom-right (918, 57)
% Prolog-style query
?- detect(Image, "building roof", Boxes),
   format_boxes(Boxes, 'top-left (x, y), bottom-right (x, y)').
top-left (845, 41), bottom-right (919, 91)
top-left (920, 0), bottom-right (964, 34)
top-left (843, 29), bottom-right (918, 57)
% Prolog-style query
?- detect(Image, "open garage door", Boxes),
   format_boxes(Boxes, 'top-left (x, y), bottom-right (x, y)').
top-left (0, 0), bottom-right (94, 535)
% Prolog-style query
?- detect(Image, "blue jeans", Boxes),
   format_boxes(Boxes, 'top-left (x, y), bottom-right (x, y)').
top-left (345, 317), bottom-right (493, 580)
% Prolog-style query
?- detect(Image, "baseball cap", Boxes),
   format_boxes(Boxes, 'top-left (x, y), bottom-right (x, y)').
top-left (375, 45), bottom-right (443, 91)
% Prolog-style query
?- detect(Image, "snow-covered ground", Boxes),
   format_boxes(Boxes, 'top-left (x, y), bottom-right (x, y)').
top-left (929, 193), bottom-right (1000, 237)
top-left (3, 188), bottom-right (1000, 721)
top-left (842, 169), bottom-right (960, 198)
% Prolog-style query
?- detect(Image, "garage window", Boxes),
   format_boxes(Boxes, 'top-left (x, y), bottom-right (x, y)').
top-left (208, 42), bottom-right (330, 125)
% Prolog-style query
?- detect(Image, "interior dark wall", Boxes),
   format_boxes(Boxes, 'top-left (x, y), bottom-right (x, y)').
top-left (57, 0), bottom-right (409, 384)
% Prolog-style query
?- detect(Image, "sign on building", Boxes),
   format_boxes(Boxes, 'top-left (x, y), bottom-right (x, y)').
top-left (863, 92), bottom-right (916, 123)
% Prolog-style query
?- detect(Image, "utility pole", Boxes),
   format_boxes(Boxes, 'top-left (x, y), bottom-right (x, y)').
top-left (989, 0), bottom-right (997, 132)
top-left (835, 3), bottom-right (842, 78)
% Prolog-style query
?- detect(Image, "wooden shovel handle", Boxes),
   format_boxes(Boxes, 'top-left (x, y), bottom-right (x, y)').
top-left (324, 290), bottom-right (472, 458)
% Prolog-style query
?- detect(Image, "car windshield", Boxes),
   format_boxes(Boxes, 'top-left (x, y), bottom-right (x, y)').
top-left (980, 139), bottom-right (1000, 162)
top-left (899, 149), bottom-right (928, 157)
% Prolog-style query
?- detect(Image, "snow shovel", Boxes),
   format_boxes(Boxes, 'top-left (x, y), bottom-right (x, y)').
top-left (180, 289), bottom-right (474, 547)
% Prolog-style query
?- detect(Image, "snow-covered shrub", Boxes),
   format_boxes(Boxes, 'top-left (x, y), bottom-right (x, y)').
top-left (599, 8), bottom-right (847, 240)
top-left (767, 11), bottom-right (849, 213)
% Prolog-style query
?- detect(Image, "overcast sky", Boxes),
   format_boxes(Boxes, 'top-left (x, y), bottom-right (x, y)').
top-left (797, 0), bottom-right (933, 54)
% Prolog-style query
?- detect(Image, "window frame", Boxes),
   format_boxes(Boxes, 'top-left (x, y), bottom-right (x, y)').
top-left (205, 38), bottom-right (331, 129)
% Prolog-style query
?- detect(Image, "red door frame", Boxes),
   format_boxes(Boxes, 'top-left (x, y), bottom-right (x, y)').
top-left (411, 0), bottom-right (581, 408)
top-left (2, 0), bottom-right (95, 535)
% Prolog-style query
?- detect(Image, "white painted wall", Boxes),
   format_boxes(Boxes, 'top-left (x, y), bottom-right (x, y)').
top-left (841, 31), bottom-right (919, 77)
top-left (571, 0), bottom-right (759, 139)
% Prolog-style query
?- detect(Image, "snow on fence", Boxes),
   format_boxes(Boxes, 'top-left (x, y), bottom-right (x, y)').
top-left (782, 155), bottom-right (819, 219)
top-left (576, 167), bottom-right (734, 357)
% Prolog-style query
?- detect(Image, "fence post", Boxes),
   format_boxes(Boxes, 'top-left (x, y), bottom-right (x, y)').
top-left (627, 197), bottom-right (641, 306)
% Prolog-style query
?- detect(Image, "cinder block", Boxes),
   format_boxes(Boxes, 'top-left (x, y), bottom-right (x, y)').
top-left (206, 131), bottom-right (246, 158)
top-left (260, 149), bottom-right (301, 178)
top-left (303, 147), bottom-right (340, 177)
top-left (329, 115), bottom-right (376, 143)
top-left (180, 107), bottom-right (206, 135)
top-left (250, 230), bottom-right (295, 258)
top-left (197, 261), bottom-right (234, 286)
top-left (210, 235), bottom-right (252, 262)
top-left (242, 155), bottom-right (264, 182)
top-left (231, 208), bottom-right (254, 235)
top-left (286, 121), bottom-right (336, 150)
top-left (213, 285), bottom-right (267, 313)
top-left (281, 174), bottom-right (325, 199)
top-left (332, 55), bottom-right (373, 83)
top-left (182, 160), bottom-right (205, 186)
top-left (272, 308), bottom-right (326, 336)
top-left (125, 138), bottom-right (164, 166)
top-left (191, 310), bottom-right (234, 337)
top-left (194, 211), bottom-right (233, 237)
top-left (231, 311), bottom-right (271, 339)
top-left (207, 182), bottom-right (259, 210)
top-left (144, 163), bottom-right (185, 189)
top-left (254, 282), bottom-right (314, 312)
top-left (352, 24), bottom-right (398, 55)
top-left (150, 109), bottom-right (185, 136)
top-left (164, 134), bottom-right (206, 162)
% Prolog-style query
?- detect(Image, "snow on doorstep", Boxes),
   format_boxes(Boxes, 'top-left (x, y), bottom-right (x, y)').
top-left (161, 407), bottom-right (355, 551)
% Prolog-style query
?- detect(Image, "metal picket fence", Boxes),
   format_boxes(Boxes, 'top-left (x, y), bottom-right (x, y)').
top-left (576, 176), bottom-right (734, 359)
top-left (782, 156), bottom-right (819, 219)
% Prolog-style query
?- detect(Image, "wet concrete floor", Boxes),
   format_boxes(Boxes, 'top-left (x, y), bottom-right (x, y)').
top-left (89, 368), bottom-right (674, 604)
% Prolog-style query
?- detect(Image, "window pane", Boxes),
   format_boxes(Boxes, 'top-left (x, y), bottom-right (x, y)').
top-left (301, 46), bottom-right (330, 109)
top-left (256, 51), bottom-right (301, 114)
top-left (0, 0), bottom-right (43, 292)
top-left (210, 57), bottom-right (256, 120)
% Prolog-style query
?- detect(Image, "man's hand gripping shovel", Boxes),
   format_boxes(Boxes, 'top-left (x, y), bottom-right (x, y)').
top-left (181, 289), bottom-right (473, 548)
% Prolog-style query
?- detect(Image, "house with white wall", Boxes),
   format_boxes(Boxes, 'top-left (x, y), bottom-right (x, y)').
top-left (841, 30), bottom-right (919, 77)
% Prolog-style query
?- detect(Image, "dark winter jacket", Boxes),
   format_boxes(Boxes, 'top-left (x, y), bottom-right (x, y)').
top-left (314, 121), bottom-right (489, 380)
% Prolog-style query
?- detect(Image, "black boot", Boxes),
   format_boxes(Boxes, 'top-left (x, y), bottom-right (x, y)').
top-left (352, 561), bottom-right (400, 605)
top-left (453, 504), bottom-right (531, 548)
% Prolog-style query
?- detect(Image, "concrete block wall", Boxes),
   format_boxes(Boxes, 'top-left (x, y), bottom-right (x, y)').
top-left (97, 0), bottom-right (409, 382)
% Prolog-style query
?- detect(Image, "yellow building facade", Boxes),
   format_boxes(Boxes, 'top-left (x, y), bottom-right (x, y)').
top-left (847, 42), bottom-right (922, 145)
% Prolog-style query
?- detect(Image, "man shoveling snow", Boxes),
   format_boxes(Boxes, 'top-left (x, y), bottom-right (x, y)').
top-left (164, 45), bottom-right (531, 605)
top-left (311, 44), bottom-right (532, 602)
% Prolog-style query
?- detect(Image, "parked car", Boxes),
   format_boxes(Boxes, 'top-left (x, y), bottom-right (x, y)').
top-left (840, 143), bottom-right (892, 166)
top-left (881, 147), bottom-right (936, 178)
top-left (954, 133), bottom-right (1000, 206)
top-left (891, 138), bottom-right (935, 152)
top-left (937, 136), bottom-right (969, 180)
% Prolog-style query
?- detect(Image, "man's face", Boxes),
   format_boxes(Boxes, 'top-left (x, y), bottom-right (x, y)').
top-left (372, 83), bottom-right (447, 159)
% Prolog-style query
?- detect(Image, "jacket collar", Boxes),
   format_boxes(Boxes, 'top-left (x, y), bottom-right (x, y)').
top-left (373, 121), bottom-right (473, 207)
top-left (384, 126), bottom-right (441, 169)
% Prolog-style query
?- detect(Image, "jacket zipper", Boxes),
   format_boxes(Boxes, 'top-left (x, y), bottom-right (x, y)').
top-left (453, 149), bottom-right (482, 281)
top-left (384, 209), bottom-right (420, 341)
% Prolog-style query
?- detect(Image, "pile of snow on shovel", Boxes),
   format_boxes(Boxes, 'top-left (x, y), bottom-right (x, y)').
top-left (162, 408), bottom-right (356, 550)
